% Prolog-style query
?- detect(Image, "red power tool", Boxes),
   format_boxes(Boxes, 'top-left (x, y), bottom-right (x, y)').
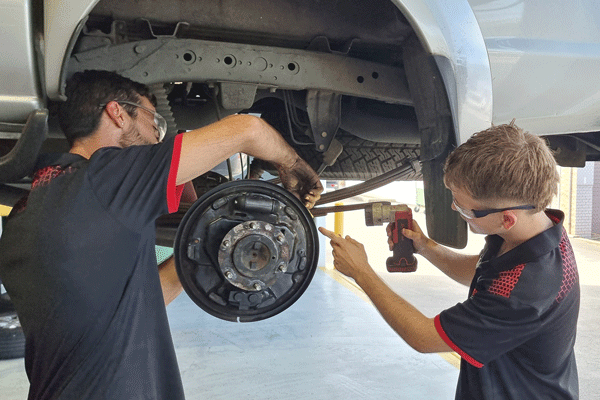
top-left (364, 203), bottom-right (418, 273)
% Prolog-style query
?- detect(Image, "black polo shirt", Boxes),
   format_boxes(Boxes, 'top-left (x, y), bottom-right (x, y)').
top-left (0, 135), bottom-right (185, 399)
top-left (435, 210), bottom-right (579, 399)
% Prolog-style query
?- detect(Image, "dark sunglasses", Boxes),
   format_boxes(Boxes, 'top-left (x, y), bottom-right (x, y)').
top-left (452, 199), bottom-right (535, 219)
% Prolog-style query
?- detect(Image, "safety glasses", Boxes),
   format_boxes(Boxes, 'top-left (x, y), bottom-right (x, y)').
top-left (452, 198), bottom-right (535, 219)
top-left (100, 100), bottom-right (167, 141)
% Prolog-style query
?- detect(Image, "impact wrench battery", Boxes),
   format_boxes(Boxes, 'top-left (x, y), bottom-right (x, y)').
top-left (364, 202), bottom-right (418, 272)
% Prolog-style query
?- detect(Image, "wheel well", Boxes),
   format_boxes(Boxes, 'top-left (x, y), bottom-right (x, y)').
top-left (53, 0), bottom-right (470, 247)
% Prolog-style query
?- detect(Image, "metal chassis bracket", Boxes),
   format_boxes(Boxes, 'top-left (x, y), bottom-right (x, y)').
top-left (68, 37), bottom-right (412, 106)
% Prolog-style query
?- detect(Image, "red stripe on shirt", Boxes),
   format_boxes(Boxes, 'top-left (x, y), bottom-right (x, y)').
top-left (487, 264), bottom-right (525, 298)
top-left (434, 315), bottom-right (484, 368)
top-left (167, 134), bottom-right (185, 213)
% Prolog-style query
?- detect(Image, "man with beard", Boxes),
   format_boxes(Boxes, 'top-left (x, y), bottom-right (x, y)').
top-left (0, 70), bottom-right (323, 399)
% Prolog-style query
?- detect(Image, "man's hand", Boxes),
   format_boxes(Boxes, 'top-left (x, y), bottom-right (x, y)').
top-left (387, 219), bottom-right (433, 255)
top-left (387, 217), bottom-right (478, 285)
top-left (320, 226), bottom-right (452, 353)
top-left (277, 156), bottom-right (323, 209)
top-left (318, 227), bottom-right (374, 281)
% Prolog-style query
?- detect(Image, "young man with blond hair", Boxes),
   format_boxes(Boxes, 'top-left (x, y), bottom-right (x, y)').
top-left (320, 122), bottom-right (579, 399)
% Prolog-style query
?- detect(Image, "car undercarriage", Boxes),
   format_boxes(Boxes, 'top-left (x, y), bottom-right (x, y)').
top-left (2, 0), bottom-right (600, 324)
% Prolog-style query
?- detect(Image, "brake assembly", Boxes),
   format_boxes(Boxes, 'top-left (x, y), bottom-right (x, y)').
top-left (173, 180), bottom-right (318, 322)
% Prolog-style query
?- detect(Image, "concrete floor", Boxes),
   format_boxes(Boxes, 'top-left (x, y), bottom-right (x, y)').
top-left (0, 206), bottom-right (598, 399)
top-left (0, 268), bottom-right (459, 400)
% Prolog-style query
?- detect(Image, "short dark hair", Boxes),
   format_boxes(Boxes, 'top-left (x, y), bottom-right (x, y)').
top-left (59, 70), bottom-right (156, 146)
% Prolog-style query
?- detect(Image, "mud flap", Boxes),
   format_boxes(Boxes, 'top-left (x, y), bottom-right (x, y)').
top-left (403, 36), bottom-right (467, 249)
top-left (0, 109), bottom-right (48, 183)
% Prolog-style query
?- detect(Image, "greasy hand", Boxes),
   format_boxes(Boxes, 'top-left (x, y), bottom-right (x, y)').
top-left (277, 156), bottom-right (323, 209)
top-left (387, 219), bottom-right (431, 254)
top-left (318, 227), bottom-right (372, 280)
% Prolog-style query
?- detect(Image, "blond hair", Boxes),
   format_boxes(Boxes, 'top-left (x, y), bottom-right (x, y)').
top-left (443, 121), bottom-right (559, 212)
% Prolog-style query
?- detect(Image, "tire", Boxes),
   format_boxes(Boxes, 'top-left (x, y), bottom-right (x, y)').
top-left (296, 135), bottom-right (422, 181)
top-left (0, 312), bottom-right (25, 360)
top-left (0, 290), bottom-right (16, 314)
top-left (260, 107), bottom-right (422, 181)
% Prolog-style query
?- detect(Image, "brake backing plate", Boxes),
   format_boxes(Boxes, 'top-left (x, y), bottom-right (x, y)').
top-left (174, 180), bottom-right (318, 322)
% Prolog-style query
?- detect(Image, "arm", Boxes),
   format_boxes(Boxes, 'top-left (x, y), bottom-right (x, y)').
top-left (158, 256), bottom-right (182, 306)
top-left (176, 114), bottom-right (323, 207)
top-left (319, 227), bottom-right (451, 354)
top-left (158, 182), bottom-right (195, 306)
top-left (394, 220), bottom-right (478, 286)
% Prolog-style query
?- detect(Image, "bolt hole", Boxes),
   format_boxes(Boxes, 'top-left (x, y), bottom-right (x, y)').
top-left (287, 63), bottom-right (296, 71)
top-left (372, 72), bottom-right (379, 79)
top-left (357, 76), bottom-right (364, 83)
top-left (224, 56), bottom-right (234, 65)
top-left (183, 51), bottom-right (196, 64)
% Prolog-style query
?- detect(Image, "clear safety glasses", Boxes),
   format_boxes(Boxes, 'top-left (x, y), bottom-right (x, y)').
top-left (100, 100), bottom-right (167, 141)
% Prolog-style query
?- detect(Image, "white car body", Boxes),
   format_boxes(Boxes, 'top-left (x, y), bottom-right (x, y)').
top-left (3, 0), bottom-right (600, 140)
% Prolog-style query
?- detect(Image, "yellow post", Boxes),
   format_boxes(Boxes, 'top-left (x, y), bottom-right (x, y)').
top-left (334, 202), bottom-right (344, 237)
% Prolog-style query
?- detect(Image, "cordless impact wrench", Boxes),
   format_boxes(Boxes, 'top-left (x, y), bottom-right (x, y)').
top-left (364, 202), bottom-right (418, 272)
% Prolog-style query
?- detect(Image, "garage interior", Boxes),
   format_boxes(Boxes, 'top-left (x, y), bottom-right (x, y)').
top-left (1, 208), bottom-right (598, 399)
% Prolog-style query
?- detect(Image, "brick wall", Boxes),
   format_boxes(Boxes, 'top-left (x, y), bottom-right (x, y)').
top-left (575, 185), bottom-right (593, 237)
top-left (558, 167), bottom-right (577, 234)
top-left (558, 162), bottom-right (600, 238)
top-left (593, 163), bottom-right (600, 237)
top-left (575, 163), bottom-right (594, 237)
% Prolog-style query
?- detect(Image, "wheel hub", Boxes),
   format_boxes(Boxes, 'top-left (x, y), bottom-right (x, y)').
top-left (218, 220), bottom-right (291, 291)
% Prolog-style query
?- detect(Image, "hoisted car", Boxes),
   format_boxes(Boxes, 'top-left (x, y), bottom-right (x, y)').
top-left (0, 0), bottom-right (599, 341)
